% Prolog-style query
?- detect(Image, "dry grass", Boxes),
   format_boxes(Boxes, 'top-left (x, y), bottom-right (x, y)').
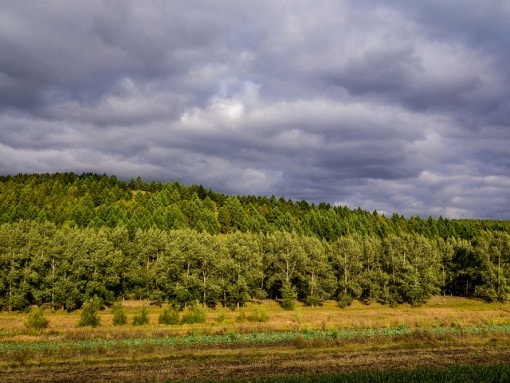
top-left (1, 297), bottom-right (510, 382)
top-left (1, 296), bottom-right (510, 343)
top-left (1, 343), bottom-right (510, 383)
top-left (0, 297), bottom-right (510, 381)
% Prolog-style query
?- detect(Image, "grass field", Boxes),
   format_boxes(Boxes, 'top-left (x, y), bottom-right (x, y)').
top-left (1, 297), bottom-right (510, 382)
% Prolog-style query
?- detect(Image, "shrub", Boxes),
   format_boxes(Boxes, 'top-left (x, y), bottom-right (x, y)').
top-left (304, 294), bottom-right (322, 307)
top-left (235, 310), bottom-right (247, 323)
top-left (149, 290), bottom-right (164, 306)
top-left (280, 282), bottom-right (297, 310)
top-left (181, 303), bottom-right (207, 324)
top-left (25, 307), bottom-right (49, 330)
top-left (158, 305), bottom-right (179, 325)
top-left (248, 305), bottom-right (269, 323)
top-left (111, 302), bottom-right (127, 326)
top-left (132, 307), bottom-right (150, 326)
top-left (78, 297), bottom-right (102, 327)
top-left (217, 312), bottom-right (227, 324)
top-left (337, 293), bottom-right (353, 309)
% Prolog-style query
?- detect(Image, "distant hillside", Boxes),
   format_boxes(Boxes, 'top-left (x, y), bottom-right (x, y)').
top-left (1, 172), bottom-right (509, 239)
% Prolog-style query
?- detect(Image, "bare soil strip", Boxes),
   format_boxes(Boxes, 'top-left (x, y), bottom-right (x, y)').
top-left (1, 345), bottom-right (509, 383)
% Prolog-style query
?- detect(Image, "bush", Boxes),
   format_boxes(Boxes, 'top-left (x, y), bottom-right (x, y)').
top-left (132, 307), bottom-right (150, 326)
top-left (280, 282), bottom-right (297, 310)
top-left (111, 302), bottom-right (127, 326)
top-left (149, 290), bottom-right (164, 306)
top-left (235, 309), bottom-right (247, 323)
top-left (25, 307), bottom-right (49, 330)
top-left (181, 303), bottom-right (207, 324)
top-left (337, 293), bottom-right (353, 309)
top-left (248, 305), bottom-right (269, 323)
top-left (217, 312), bottom-right (227, 323)
top-left (78, 297), bottom-right (102, 327)
top-left (158, 305), bottom-right (179, 325)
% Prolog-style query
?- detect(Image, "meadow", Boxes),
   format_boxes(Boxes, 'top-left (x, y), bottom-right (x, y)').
top-left (1, 297), bottom-right (510, 382)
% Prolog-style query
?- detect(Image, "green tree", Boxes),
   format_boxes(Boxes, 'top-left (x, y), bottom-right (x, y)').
top-left (280, 281), bottom-right (297, 310)
top-left (331, 235), bottom-right (365, 307)
top-left (158, 305), bottom-right (180, 325)
top-left (25, 307), bottom-right (49, 330)
top-left (132, 307), bottom-right (149, 325)
top-left (382, 234), bottom-right (440, 306)
top-left (193, 232), bottom-right (223, 307)
top-left (130, 228), bottom-right (167, 300)
top-left (446, 238), bottom-right (483, 298)
top-left (78, 297), bottom-right (102, 327)
top-left (465, 232), bottom-right (510, 302)
top-left (181, 302), bottom-right (207, 324)
top-left (434, 237), bottom-right (456, 296)
top-left (165, 230), bottom-right (202, 308)
top-left (159, 229), bottom-right (224, 308)
top-left (111, 302), bottom-right (127, 326)
top-left (358, 235), bottom-right (387, 304)
top-left (182, 194), bottom-right (220, 234)
top-left (299, 236), bottom-right (336, 306)
top-left (224, 232), bottom-right (265, 305)
top-left (264, 232), bottom-right (306, 309)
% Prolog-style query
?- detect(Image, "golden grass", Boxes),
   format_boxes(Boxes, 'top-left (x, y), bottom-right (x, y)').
top-left (1, 340), bottom-right (510, 383)
top-left (1, 296), bottom-right (510, 343)
top-left (2, 297), bottom-right (510, 383)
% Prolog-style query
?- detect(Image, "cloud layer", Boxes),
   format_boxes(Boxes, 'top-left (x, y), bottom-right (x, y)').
top-left (1, 1), bottom-right (510, 218)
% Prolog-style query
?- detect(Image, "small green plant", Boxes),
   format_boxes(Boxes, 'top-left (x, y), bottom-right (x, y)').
top-left (158, 305), bottom-right (179, 325)
top-left (217, 312), bottom-right (227, 324)
top-left (181, 303), bottom-right (207, 324)
top-left (235, 309), bottom-right (247, 323)
top-left (25, 307), bottom-right (49, 330)
top-left (78, 297), bottom-right (102, 327)
top-left (111, 302), bottom-right (127, 326)
top-left (132, 307), bottom-right (150, 326)
top-left (248, 305), bottom-right (269, 323)
top-left (337, 293), bottom-right (353, 309)
top-left (280, 282), bottom-right (297, 310)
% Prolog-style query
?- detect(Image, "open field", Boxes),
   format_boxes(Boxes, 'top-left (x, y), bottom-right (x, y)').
top-left (1, 297), bottom-right (510, 382)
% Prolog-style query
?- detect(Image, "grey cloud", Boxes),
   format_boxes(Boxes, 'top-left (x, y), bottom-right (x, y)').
top-left (1, 1), bottom-right (509, 218)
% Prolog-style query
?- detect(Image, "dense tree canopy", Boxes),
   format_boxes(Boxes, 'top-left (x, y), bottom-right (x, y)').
top-left (1, 173), bottom-right (510, 311)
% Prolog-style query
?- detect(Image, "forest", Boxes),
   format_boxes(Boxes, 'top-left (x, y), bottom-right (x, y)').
top-left (1, 172), bottom-right (510, 312)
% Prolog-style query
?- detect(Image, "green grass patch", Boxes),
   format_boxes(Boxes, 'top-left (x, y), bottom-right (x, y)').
top-left (195, 364), bottom-right (510, 383)
top-left (2, 323), bottom-right (510, 355)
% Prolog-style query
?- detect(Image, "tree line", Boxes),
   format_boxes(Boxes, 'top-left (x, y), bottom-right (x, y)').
top-left (1, 173), bottom-right (509, 311)
top-left (1, 221), bottom-right (509, 312)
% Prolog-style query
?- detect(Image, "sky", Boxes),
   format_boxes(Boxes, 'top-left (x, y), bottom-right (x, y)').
top-left (1, 1), bottom-right (510, 219)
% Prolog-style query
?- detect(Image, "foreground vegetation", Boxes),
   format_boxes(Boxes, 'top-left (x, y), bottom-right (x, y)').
top-left (1, 298), bottom-right (510, 382)
top-left (205, 365), bottom-right (510, 383)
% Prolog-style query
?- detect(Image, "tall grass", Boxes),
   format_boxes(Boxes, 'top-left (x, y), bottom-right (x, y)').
top-left (2, 297), bottom-right (510, 344)
top-left (2, 323), bottom-right (510, 355)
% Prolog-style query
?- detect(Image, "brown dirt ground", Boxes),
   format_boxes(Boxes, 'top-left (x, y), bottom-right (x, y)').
top-left (1, 345), bottom-right (509, 383)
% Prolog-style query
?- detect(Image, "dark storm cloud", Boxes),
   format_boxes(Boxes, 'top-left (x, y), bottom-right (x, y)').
top-left (1, 0), bottom-right (510, 218)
